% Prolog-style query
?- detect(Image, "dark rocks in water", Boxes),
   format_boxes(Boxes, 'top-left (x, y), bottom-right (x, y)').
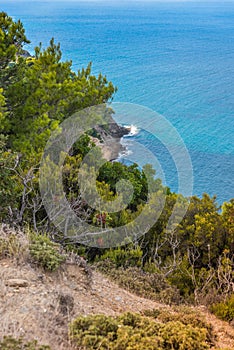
top-left (106, 122), bottom-right (129, 138)
top-left (94, 122), bottom-right (128, 141)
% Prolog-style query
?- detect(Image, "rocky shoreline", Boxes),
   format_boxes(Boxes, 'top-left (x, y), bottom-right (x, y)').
top-left (93, 122), bottom-right (129, 161)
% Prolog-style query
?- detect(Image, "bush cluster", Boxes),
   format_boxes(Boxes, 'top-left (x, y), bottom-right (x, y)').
top-left (210, 294), bottom-right (234, 323)
top-left (69, 312), bottom-right (212, 350)
top-left (0, 336), bottom-right (50, 350)
top-left (143, 306), bottom-right (215, 345)
top-left (99, 246), bottom-right (143, 268)
top-left (29, 233), bottom-right (65, 271)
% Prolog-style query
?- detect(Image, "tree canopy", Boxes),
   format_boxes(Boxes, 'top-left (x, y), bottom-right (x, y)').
top-left (0, 12), bottom-right (233, 305)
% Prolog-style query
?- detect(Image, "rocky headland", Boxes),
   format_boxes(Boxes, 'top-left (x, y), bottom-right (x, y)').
top-left (93, 121), bottom-right (130, 161)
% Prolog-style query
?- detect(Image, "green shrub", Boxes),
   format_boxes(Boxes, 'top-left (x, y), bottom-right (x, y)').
top-left (210, 294), bottom-right (234, 322)
top-left (69, 312), bottom-right (211, 350)
top-left (144, 306), bottom-right (215, 345)
top-left (69, 314), bottom-right (119, 347)
top-left (0, 336), bottom-right (50, 349)
top-left (159, 321), bottom-right (209, 350)
top-left (29, 233), bottom-right (65, 271)
top-left (99, 246), bottom-right (143, 268)
top-left (69, 313), bottom-right (161, 350)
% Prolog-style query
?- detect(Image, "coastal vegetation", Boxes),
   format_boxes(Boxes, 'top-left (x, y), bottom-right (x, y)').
top-left (69, 311), bottom-right (214, 350)
top-left (0, 12), bottom-right (233, 349)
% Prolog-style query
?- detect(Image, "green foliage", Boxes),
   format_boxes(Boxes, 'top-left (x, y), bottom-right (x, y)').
top-left (144, 306), bottom-right (214, 344)
top-left (159, 321), bottom-right (209, 350)
top-left (176, 194), bottom-right (225, 266)
top-left (0, 134), bottom-right (17, 219)
top-left (138, 193), bottom-right (234, 301)
top-left (210, 294), bottom-right (234, 322)
top-left (222, 200), bottom-right (234, 253)
top-left (29, 233), bottom-right (65, 271)
top-left (0, 88), bottom-right (7, 129)
top-left (1, 12), bottom-right (234, 308)
top-left (0, 90), bottom-right (21, 220)
top-left (0, 12), bottom-right (30, 89)
top-left (1, 14), bottom-right (115, 149)
top-left (166, 257), bottom-right (195, 299)
top-left (99, 246), bottom-right (143, 268)
top-left (0, 136), bottom-right (22, 220)
top-left (0, 336), bottom-right (50, 350)
top-left (4, 38), bottom-right (116, 161)
top-left (97, 162), bottom-right (161, 210)
top-left (72, 134), bottom-right (95, 159)
top-left (69, 312), bottom-right (211, 350)
top-left (70, 314), bottom-right (119, 348)
top-left (0, 13), bottom-right (117, 224)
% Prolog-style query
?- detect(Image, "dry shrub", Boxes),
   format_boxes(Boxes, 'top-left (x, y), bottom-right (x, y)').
top-left (0, 224), bottom-right (29, 263)
top-left (95, 259), bottom-right (181, 305)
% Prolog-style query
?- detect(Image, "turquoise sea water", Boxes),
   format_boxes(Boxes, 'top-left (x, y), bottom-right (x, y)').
top-left (1, 1), bottom-right (234, 203)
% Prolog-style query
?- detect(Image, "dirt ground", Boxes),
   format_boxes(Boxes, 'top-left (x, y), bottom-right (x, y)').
top-left (0, 258), bottom-right (234, 350)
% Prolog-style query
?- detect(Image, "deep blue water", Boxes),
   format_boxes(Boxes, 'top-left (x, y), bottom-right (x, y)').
top-left (1, 1), bottom-right (234, 203)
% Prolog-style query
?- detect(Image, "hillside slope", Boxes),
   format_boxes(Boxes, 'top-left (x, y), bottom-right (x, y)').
top-left (1, 257), bottom-right (234, 350)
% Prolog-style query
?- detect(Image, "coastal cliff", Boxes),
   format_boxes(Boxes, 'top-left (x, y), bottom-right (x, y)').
top-left (93, 121), bottom-right (129, 161)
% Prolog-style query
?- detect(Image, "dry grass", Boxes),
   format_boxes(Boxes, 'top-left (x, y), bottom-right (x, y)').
top-left (0, 224), bottom-right (30, 263)
top-left (0, 224), bottom-right (233, 350)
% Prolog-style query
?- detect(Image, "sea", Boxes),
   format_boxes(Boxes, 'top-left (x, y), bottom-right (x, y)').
top-left (1, 1), bottom-right (234, 204)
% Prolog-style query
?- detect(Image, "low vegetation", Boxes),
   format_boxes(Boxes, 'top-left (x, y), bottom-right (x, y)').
top-left (210, 294), bottom-right (234, 323)
top-left (69, 312), bottom-right (213, 350)
top-left (29, 233), bottom-right (65, 271)
top-left (95, 259), bottom-right (181, 305)
top-left (0, 225), bottom-right (65, 272)
top-left (0, 336), bottom-right (50, 350)
top-left (0, 225), bottom-right (234, 350)
top-left (143, 306), bottom-right (214, 344)
top-left (0, 229), bottom-right (27, 260)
